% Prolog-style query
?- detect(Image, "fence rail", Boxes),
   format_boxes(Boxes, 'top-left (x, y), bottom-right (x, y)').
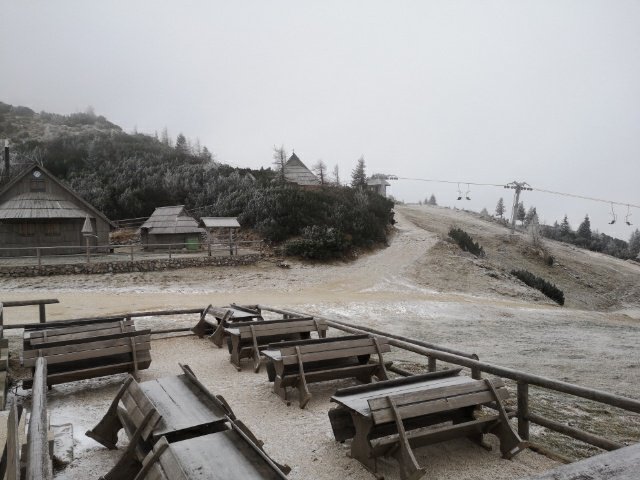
top-left (262, 305), bottom-right (640, 459)
top-left (0, 240), bottom-right (263, 266)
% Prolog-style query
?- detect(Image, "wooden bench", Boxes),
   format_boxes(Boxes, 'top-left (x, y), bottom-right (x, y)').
top-left (87, 364), bottom-right (288, 479)
top-left (225, 317), bottom-right (326, 372)
top-left (132, 427), bottom-right (289, 479)
top-left (191, 304), bottom-right (263, 346)
top-left (21, 319), bottom-right (151, 389)
top-left (329, 369), bottom-right (528, 480)
top-left (262, 334), bottom-right (390, 408)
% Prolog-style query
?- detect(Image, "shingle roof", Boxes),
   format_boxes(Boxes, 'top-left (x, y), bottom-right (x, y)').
top-left (0, 191), bottom-right (92, 219)
top-left (200, 217), bottom-right (240, 228)
top-left (283, 153), bottom-right (320, 186)
top-left (367, 177), bottom-right (390, 187)
top-left (140, 206), bottom-right (204, 235)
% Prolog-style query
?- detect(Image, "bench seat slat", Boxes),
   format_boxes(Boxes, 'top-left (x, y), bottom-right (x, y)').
top-left (23, 338), bottom-right (151, 367)
top-left (277, 363), bottom-right (380, 387)
top-left (281, 343), bottom-right (390, 365)
top-left (23, 331), bottom-right (151, 359)
top-left (25, 319), bottom-right (132, 340)
top-left (370, 387), bottom-right (509, 425)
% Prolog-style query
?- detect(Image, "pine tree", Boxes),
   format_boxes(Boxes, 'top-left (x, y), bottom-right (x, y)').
top-left (351, 156), bottom-right (367, 189)
top-left (175, 133), bottom-right (188, 155)
top-left (272, 145), bottom-right (287, 182)
top-left (577, 215), bottom-right (592, 240)
top-left (524, 207), bottom-right (537, 227)
top-left (428, 194), bottom-right (437, 206)
top-left (560, 215), bottom-right (571, 236)
top-left (160, 127), bottom-right (170, 146)
top-left (332, 164), bottom-right (340, 185)
top-left (629, 229), bottom-right (640, 257)
top-left (517, 202), bottom-right (526, 225)
top-left (495, 198), bottom-right (505, 218)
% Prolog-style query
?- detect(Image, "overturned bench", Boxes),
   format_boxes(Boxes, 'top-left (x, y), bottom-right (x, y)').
top-left (329, 369), bottom-right (528, 480)
top-left (226, 317), bottom-right (327, 372)
top-left (262, 334), bottom-right (390, 408)
top-left (22, 318), bottom-right (151, 389)
top-left (191, 304), bottom-right (263, 347)
top-left (87, 364), bottom-right (289, 479)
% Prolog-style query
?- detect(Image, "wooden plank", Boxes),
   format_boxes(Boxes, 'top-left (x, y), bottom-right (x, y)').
top-left (236, 322), bottom-right (327, 339)
top-left (26, 357), bottom-right (52, 480)
top-left (368, 378), bottom-right (505, 412)
top-left (0, 299), bottom-right (59, 307)
top-left (25, 328), bottom-right (144, 352)
top-left (371, 388), bottom-right (510, 425)
top-left (278, 363), bottom-right (380, 387)
top-left (233, 317), bottom-right (315, 329)
top-left (333, 369), bottom-right (463, 397)
top-left (26, 321), bottom-right (134, 343)
top-left (22, 355), bottom-right (152, 389)
top-left (7, 403), bottom-right (20, 480)
top-left (281, 343), bottom-right (391, 365)
top-left (269, 334), bottom-right (370, 351)
top-left (139, 375), bottom-right (227, 440)
top-left (277, 335), bottom-right (376, 356)
top-left (23, 340), bottom-right (151, 367)
top-left (24, 333), bottom-right (150, 360)
top-left (26, 319), bottom-right (131, 337)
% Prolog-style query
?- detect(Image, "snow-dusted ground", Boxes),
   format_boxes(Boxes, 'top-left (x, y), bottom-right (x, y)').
top-left (1, 207), bottom-right (639, 478)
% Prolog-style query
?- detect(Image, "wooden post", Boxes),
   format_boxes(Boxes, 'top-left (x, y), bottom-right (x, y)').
top-left (168, 245), bottom-right (172, 260)
top-left (208, 239), bottom-right (212, 257)
top-left (229, 228), bottom-right (233, 256)
top-left (517, 381), bottom-right (530, 440)
top-left (428, 356), bottom-right (436, 372)
top-left (7, 402), bottom-right (20, 480)
top-left (39, 303), bottom-right (46, 324)
top-left (0, 303), bottom-right (3, 326)
top-left (37, 248), bottom-right (41, 268)
top-left (26, 357), bottom-right (53, 480)
top-left (85, 237), bottom-right (90, 264)
top-left (130, 245), bottom-right (134, 262)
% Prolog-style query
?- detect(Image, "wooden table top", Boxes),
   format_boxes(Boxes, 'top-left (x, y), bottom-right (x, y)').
top-left (331, 374), bottom-right (474, 417)
top-left (154, 430), bottom-right (287, 479)
top-left (139, 375), bottom-right (227, 440)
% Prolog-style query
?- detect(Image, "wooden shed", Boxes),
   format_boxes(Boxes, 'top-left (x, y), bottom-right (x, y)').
top-left (139, 206), bottom-right (204, 251)
top-left (199, 217), bottom-right (241, 255)
top-left (283, 153), bottom-right (320, 187)
top-left (0, 164), bottom-right (113, 257)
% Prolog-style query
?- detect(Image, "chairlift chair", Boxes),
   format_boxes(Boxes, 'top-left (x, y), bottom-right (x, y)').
top-left (465, 184), bottom-right (471, 201)
top-left (625, 205), bottom-right (633, 226)
top-left (608, 204), bottom-right (617, 225)
top-left (456, 183), bottom-right (462, 201)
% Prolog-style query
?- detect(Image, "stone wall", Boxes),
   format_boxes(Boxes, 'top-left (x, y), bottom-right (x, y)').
top-left (0, 254), bottom-right (262, 277)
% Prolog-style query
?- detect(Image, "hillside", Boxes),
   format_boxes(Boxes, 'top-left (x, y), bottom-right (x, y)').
top-left (400, 205), bottom-right (640, 311)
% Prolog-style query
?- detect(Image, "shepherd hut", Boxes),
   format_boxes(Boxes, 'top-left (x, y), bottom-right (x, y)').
top-left (139, 206), bottom-right (204, 251)
top-left (282, 153), bottom-right (320, 187)
top-left (0, 164), bottom-right (113, 256)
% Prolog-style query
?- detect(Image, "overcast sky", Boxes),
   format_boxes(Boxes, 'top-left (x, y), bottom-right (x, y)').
top-left (1, 1), bottom-right (638, 238)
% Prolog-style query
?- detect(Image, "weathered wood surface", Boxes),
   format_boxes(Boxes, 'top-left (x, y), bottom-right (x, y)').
top-left (22, 322), bottom-right (151, 388)
top-left (263, 334), bottom-right (390, 408)
top-left (523, 442), bottom-right (640, 479)
top-left (0, 299), bottom-right (59, 308)
top-left (191, 304), bottom-right (263, 340)
top-left (135, 430), bottom-right (289, 480)
top-left (226, 318), bottom-right (326, 372)
top-left (26, 357), bottom-right (53, 480)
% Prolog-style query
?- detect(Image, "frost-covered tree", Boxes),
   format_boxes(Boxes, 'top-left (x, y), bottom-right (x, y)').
top-left (160, 127), bottom-right (170, 146)
top-left (495, 197), bottom-right (505, 218)
top-left (351, 156), bottom-right (367, 189)
top-left (517, 202), bottom-right (526, 225)
top-left (272, 145), bottom-right (288, 182)
top-left (428, 194), bottom-right (437, 206)
top-left (312, 160), bottom-right (327, 185)
top-left (524, 206), bottom-right (537, 227)
top-left (175, 133), bottom-right (188, 156)
top-left (628, 229), bottom-right (640, 257)
top-left (560, 215), bottom-right (571, 236)
top-left (577, 215), bottom-right (592, 240)
top-left (332, 164), bottom-right (340, 185)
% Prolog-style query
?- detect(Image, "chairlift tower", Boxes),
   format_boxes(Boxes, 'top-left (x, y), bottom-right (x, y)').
top-left (504, 181), bottom-right (532, 234)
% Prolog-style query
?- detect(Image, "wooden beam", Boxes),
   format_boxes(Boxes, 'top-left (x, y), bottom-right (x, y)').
top-left (0, 299), bottom-right (59, 307)
top-left (26, 357), bottom-right (52, 480)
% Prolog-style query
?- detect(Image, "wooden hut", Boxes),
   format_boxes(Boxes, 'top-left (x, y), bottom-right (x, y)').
top-left (367, 177), bottom-right (390, 197)
top-left (0, 164), bottom-right (113, 257)
top-left (139, 206), bottom-right (204, 251)
top-left (199, 217), bottom-right (241, 255)
top-left (283, 153), bottom-right (320, 187)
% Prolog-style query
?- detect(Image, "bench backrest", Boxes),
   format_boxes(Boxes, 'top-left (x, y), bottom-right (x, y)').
top-left (235, 318), bottom-right (325, 339)
top-left (121, 377), bottom-right (162, 441)
top-left (26, 319), bottom-right (134, 348)
top-left (367, 378), bottom-right (508, 425)
top-left (279, 335), bottom-right (390, 366)
top-left (22, 329), bottom-right (151, 368)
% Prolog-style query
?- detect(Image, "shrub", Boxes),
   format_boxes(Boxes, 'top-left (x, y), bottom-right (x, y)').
top-left (284, 225), bottom-right (350, 259)
top-left (448, 227), bottom-right (485, 257)
top-left (511, 269), bottom-right (564, 305)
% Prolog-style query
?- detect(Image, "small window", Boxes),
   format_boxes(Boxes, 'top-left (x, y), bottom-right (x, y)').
top-left (18, 223), bottom-right (35, 237)
top-left (44, 223), bottom-right (61, 236)
top-left (30, 179), bottom-right (46, 192)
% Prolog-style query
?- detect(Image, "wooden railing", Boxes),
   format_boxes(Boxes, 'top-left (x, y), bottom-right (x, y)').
top-left (0, 299), bottom-right (60, 325)
top-left (260, 305), bottom-right (639, 459)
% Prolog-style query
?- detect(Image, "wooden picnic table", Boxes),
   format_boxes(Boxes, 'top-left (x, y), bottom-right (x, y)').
top-left (263, 334), bottom-right (390, 408)
top-left (329, 369), bottom-right (527, 480)
top-left (191, 304), bottom-right (263, 345)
